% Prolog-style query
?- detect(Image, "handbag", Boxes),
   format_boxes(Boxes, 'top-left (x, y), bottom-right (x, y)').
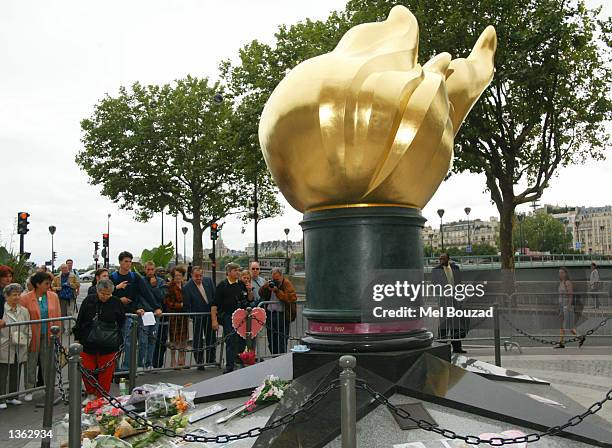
top-left (85, 303), bottom-right (120, 351)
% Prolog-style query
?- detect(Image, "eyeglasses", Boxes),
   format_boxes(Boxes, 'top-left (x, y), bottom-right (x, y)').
top-left (251, 268), bottom-right (260, 270)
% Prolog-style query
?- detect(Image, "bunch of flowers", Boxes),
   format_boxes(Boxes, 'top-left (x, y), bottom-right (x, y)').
top-left (96, 408), bottom-right (124, 435)
top-left (84, 397), bottom-right (108, 414)
top-left (145, 394), bottom-right (190, 418)
top-left (239, 348), bottom-right (256, 366)
top-left (244, 375), bottom-right (290, 413)
top-left (130, 414), bottom-right (189, 448)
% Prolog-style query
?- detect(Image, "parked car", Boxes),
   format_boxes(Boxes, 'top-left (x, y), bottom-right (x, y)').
top-left (80, 269), bottom-right (96, 281)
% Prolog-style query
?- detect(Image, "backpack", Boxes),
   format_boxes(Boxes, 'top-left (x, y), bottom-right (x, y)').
top-left (58, 275), bottom-right (75, 301)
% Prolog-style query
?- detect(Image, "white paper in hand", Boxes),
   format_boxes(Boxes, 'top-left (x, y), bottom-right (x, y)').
top-left (142, 311), bottom-right (156, 326)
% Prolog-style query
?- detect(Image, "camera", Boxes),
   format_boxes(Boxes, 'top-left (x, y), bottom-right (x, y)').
top-left (268, 279), bottom-right (279, 289)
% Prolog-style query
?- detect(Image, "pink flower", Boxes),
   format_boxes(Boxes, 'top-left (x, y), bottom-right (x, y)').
top-left (110, 407), bottom-right (124, 416)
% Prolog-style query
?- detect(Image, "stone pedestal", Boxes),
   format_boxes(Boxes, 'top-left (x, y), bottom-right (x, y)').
top-left (300, 206), bottom-right (432, 351)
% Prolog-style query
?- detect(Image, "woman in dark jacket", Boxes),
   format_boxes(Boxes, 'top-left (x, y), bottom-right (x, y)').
top-left (74, 279), bottom-right (126, 402)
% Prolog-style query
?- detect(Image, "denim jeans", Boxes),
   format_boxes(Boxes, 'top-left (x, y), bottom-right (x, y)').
top-left (138, 318), bottom-right (158, 368)
top-left (222, 313), bottom-right (244, 371)
top-left (120, 317), bottom-right (136, 372)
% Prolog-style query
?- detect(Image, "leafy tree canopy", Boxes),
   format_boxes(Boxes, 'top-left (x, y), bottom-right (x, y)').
top-left (77, 76), bottom-right (281, 264)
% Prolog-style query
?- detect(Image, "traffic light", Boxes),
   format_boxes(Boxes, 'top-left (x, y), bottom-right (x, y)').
top-left (17, 212), bottom-right (30, 235)
top-left (103, 233), bottom-right (109, 247)
top-left (94, 241), bottom-right (100, 251)
top-left (208, 252), bottom-right (216, 261)
top-left (210, 223), bottom-right (218, 241)
top-left (52, 251), bottom-right (57, 261)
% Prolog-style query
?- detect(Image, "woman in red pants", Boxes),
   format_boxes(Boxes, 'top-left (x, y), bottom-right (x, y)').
top-left (73, 278), bottom-right (126, 404)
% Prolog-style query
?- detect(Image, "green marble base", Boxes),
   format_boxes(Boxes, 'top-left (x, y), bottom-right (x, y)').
top-left (300, 206), bottom-right (432, 351)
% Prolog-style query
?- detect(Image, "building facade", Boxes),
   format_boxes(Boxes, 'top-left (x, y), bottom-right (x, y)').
top-left (539, 204), bottom-right (612, 255)
top-left (422, 217), bottom-right (500, 250)
top-left (246, 240), bottom-right (303, 257)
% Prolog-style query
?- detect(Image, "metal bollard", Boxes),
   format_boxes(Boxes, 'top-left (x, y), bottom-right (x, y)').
top-left (339, 355), bottom-right (357, 448)
top-left (41, 326), bottom-right (60, 448)
top-left (68, 343), bottom-right (83, 448)
top-left (493, 303), bottom-right (501, 367)
top-left (129, 317), bottom-right (138, 393)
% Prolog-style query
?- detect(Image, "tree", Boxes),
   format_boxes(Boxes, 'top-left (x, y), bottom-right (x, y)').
top-left (513, 212), bottom-right (572, 253)
top-left (0, 246), bottom-right (32, 286)
top-left (77, 76), bottom-right (281, 265)
top-left (223, 0), bottom-right (612, 273)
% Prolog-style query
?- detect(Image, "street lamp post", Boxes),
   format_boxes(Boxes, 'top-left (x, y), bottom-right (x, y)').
top-left (575, 218), bottom-right (581, 255)
top-left (518, 213), bottom-right (525, 256)
top-left (107, 213), bottom-right (111, 268)
top-left (48, 226), bottom-right (56, 273)
top-left (464, 207), bottom-right (471, 253)
top-left (428, 234), bottom-right (434, 257)
top-left (254, 176), bottom-right (259, 262)
top-left (284, 228), bottom-right (290, 274)
top-left (437, 209), bottom-right (445, 251)
top-left (600, 225), bottom-right (605, 255)
top-left (181, 227), bottom-right (188, 264)
top-left (175, 215), bottom-right (179, 265)
top-left (161, 206), bottom-right (164, 246)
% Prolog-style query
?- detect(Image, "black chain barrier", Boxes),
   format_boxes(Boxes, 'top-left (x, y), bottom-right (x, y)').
top-left (54, 341), bottom-right (68, 404)
top-left (501, 314), bottom-right (609, 346)
top-left (357, 380), bottom-right (612, 446)
top-left (53, 337), bottom-right (612, 445)
top-left (56, 340), bottom-right (339, 443)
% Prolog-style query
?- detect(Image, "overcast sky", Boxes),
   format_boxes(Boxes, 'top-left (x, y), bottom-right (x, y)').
top-left (1, 0), bottom-right (610, 268)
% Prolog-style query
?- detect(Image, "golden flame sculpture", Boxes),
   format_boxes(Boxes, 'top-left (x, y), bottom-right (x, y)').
top-left (259, 5), bottom-right (496, 213)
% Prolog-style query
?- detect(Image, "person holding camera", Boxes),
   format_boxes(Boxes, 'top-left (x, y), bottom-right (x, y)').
top-left (211, 263), bottom-right (250, 373)
top-left (259, 268), bottom-right (297, 355)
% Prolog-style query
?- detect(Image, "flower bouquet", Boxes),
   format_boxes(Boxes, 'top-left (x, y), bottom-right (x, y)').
top-left (96, 407), bottom-right (124, 435)
top-left (145, 393), bottom-right (190, 418)
top-left (239, 348), bottom-right (256, 366)
top-left (130, 414), bottom-right (189, 448)
top-left (84, 397), bottom-right (108, 414)
top-left (216, 375), bottom-right (290, 424)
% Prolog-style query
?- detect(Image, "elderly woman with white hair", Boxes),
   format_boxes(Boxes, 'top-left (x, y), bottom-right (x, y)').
top-left (0, 283), bottom-right (31, 408)
top-left (73, 279), bottom-right (125, 402)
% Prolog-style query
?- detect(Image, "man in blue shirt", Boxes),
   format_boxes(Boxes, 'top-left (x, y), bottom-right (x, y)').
top-left (141, 261), bottom-right (166, 372)
top-left (110, 251), bottom-right (159, 372)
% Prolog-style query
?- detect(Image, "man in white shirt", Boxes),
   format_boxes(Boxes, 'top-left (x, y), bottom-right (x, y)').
top-left (249, 261), bottom-right (266, 303)
top-left (589, 262), bottom-right (601, 309)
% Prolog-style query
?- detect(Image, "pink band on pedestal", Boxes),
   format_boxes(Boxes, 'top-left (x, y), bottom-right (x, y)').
top-left (308, 320), bottom-right (424, 335)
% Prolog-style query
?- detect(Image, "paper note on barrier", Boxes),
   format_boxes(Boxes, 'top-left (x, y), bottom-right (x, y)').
top-left (142, 312), bottom-right (156, 326)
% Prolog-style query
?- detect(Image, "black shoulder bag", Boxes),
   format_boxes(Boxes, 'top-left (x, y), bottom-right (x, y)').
top-left (85, 302), bottom-right (121, 352)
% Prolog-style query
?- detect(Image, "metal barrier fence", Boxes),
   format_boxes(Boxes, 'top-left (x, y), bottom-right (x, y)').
top-left (501, 291), bottom-right (611, 346)
top-left (1, 316), bottom-right (76, 402)
top-left (115, 312), bottom-right (222, 392)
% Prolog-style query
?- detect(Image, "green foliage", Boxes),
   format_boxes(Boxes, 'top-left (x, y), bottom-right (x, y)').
top-left (513, 212), bottom-right (573, 253)
top-left (216, 255), bottom-right (251, 270)
top-left (134, 242), bottom-right (176, 272)
top-left (0, 246), bottom-right (32, 286)
top-left (77, 76), bottom-right (281, 265)
top-left (222, 0), bottom-right (612, 270)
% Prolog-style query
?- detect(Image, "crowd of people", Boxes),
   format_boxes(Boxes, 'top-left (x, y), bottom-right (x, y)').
top-left (0, 252), bottom-right (298, 406)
